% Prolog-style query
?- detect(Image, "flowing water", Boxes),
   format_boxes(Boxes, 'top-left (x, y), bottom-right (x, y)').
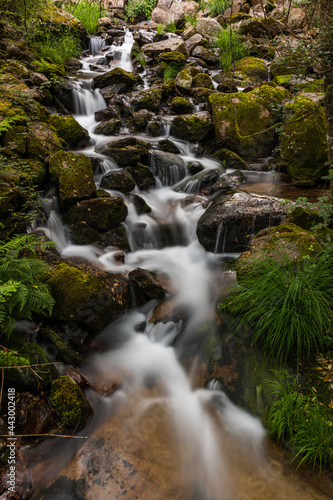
top-left (28, 30), bottom-right (333, 500)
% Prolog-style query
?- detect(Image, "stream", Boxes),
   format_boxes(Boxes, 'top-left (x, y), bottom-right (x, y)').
top-left (25, 29), bottom-right (332, 500)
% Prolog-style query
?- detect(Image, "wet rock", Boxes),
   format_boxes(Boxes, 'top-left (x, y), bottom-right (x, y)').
top-left (49, 151), bottom-right (96, 208)
top-left (130, 89), bottom-right (162, 112)
top-left (149, 150), bottom-right (186, 185)
top-left (133, 109), bottom-right (152, 131)
top-left (38, 327), bottom-right (82, 367)
top-left (131, 194), bottom-right (152, 214)
top-left (94, 118), bottom-right (121, 135)
top-left (213, 149), bottom-right (247, 169)
top-left (148, 120), bottom-right (162, 137)
top-left (170, 112), bottom-right (213, 142)
top-left (129, 268), bottom-right (166, 306)
top-left (127, 163), bottom-right (156, 190)
top-left (50, 375), bottom-right (92, 429)
top-left (111, 96), bottom-right (133, 118)
top-left (64, 197), bottom-right (128, 232)
top-left (196, 18), bottom-right (221, 37)
top-left (101, 226), bottom-right (130, 251)
top-left (170, 96), bottom-right (194, 114)
top-left (157, 139), bottom-right (181, 154)
top-left (208, 85), bottom-right (288, 159)
top-left (162, 78), bottom-right (177, 100)
top-left (52, 80), bottom-right (77, 113)
top-left (18, 393), bottom-right (52, 435)
top-left (196, 192), bottom-right (290, 253)
top-left (142, 38), bottom-right (189, 58)
top-left (98, 137), bottom-right (150, 166)
top-left (69, 221), bottom-right (105, 247)
top-left (211, 170), bottom-right (246, 193)
top-left (48, 114), bottom-right (90, 148)
top-left (95, 106), bottom-right (121, 122)
top-left (47, 262), bottom-right (129, 331)
top-left (99, 83), bottom-right (127, 98)
top-left (191, 46), bottom-right (219, 65)
top-left (93, 67), bottom-right (137, 90)
top-left (100, 169), bottom-right (136, 193)
top-left (175, 169), bottom-right (221, 194)
top-left (186, 161), bottom-right (204, 175)
top-left (27, 121), bottom-right (63, 162)
top-left (151, 0), bottom-right (185, 28)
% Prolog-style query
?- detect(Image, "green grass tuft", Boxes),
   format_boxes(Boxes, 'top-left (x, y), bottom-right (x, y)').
top-left (65, 0), bottom-right (107, 35)
top-left (34, 32), bottom-right (82, 65)
top-left (214, 28), bottom-right (248, 71)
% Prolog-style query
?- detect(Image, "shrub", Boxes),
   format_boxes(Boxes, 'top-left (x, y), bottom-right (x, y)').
top-left (125, 0), bottom-right (157, 21)
top-left (214, 28), bottom-right (248, 71)
top-left (65, 0), bottom-right (107, 35)
top-left (0, 234), bottom-right (55, 338)
top-left (220, 248), bottom-right (333, 363)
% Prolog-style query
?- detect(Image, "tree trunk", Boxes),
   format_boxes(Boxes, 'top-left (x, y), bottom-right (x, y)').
top-left (320, 0), bottom-right (333, 171)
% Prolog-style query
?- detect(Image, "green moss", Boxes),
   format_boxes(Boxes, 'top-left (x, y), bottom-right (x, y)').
top-left (48, 114), bottom-right (90, 147)
top-left (162, 78), bottom-right (176, 101)
top-left (158, 52), bottom-right (187, 64)
top-left (170, 113), bottom-right (213, 142)
top-left (99, 137), bottom-right (150, 167)
top-left (191, 73), bottom-right (214, 89)
top-left (287, 207), bottom-right (323, 230)
top-left (50, 375), bottom-right (92, 428)
top-left (27, 122), bottom-right (63, 161)
top-left (234, 56), bottom-right (267, 81)
top-left (39, 328), bottom-right (82, 366)
top-left (170, 96), bottom-right (194, 114)
top-left (65, 197), bottom-right (128, 231)
top-left (131, 89), bottom-right (162, 112)
top-left (280, 98), bottom-right (328, 183)
top-left (93, 67), bottom-right (137, 90)
top-left (213, 148), bottom-right (246, 169)
top-left (94, 119), bottom-right (121, 135)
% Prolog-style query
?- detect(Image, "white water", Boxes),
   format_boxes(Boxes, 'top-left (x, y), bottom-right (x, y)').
top-left (34, 31), bottom-right (267, 499)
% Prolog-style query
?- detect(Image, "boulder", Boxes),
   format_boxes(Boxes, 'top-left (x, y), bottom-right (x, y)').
top-left (48, 114), bottom-right (90, 148)
top-left (47, 261), bottom-right (129, 331)
top-left (151, 0), bottom-right (185, 28)
top-left (27, 122), bottom-right (62, 161)
top-left (179, 1), bottom-right (199, 16)
top-left (182, 25), bottom-right (198, 40)
top-left (234, 57), bottom-right (268, 81)
top-left (98, 137), bottom-right (150, 166)
top-left (142, 38), bottom-right (189, 58)
top-left (133, 110), bottom-right (153, 131)
top-left (196, 18), bottom-right (222, 37)
top-left (213, 149), bottom-right (247, 169)
top-left (279, 97), bottom-right (328, 185)
top-left (287, 7), bottom-right (307, 30)
top-left (50, 376), bottom-right (92, 429)
top-left (128, 268), bottom-right (166, 306)
top-left (192, 73), bottom-right (214, 89)
top-left (191, 46), bottom-right (219, 65)
top-left (149, 150), bottom-right (186, 186)
top-left (239, 17), bottom-right (284, 38)
top-left (49, 151), bottom-right (96, 208)
top-left (148, 121), bottom-right (162, 137)
top-left (157, 139), bottom-right (181, 154)
top-left (162, 78), bottom-right (177, 100)
top-left (101, 226), bottom-right (131, 251)
top-left (186, 161), bottom-right (204, 175)
top-left (170, 112), bottom-right (213, 142)
top-left (131, 194), bottom-right (152, 214)
top-left (95, 106), bottom-right (121, 122)
top-left (127, 164), bottom-right (156, 190)
top-left (175, 169), bottom-right (221, 194)
top-left (185, 34), bottom-right (203, 53)
top-left (94, 119), bottom-right (121, 135)
top-left (64, 197), bottom-right (128, 232)
top-left (208, 85), bottom-right (288, 159)
top-left (175, 69), bottom-right (193, 93)
top-left (130, 89), bottom-right (162, 112)
top-left (170, 96), bottom-right (194, 114)
top-left (100, 169), bottom-right (136, 193)
top-left (210, 170), bottom-right (246, 193)
top-left (93, 67), bottom-right (137, 90)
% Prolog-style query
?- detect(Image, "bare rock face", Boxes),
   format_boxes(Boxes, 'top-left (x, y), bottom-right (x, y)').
top-left (287, 7), bottom-right (307, 30)
top-left (196, 18), bottom-right (222, 37)
top-left (151, 0), bottom-right (185, 28)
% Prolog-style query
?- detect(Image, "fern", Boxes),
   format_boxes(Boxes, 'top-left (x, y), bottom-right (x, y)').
top-left (0, 234), bottom-right (56, 338)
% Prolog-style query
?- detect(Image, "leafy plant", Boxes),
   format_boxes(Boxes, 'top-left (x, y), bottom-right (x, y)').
top-left (207, 0), bottom-right (231, 16)
top-left (125, 0), bottom-right (157, 21)
top-left (184, 14), bottom-right (197, 26)
top-left (0, 234), bottom-right (55, 338)
top-left (163, 64), bottom-right (179, 82)
top-left (268, 370), bottom-right (333, 470)
top-left (214, 28), bottom-right (248, 71)
top-left (33, 31), bottom-right (82, 65)
top-left (165, 21), bottom-right (177, 33)
top-left (65, 0), bottom-right (107, 35)
top-left (220, 248), bottom-right (333, 363)
top-left (156, 24), bottom-right (165, 34)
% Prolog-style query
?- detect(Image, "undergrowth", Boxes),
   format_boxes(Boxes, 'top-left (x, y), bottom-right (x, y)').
top-left (65, 0), bottom-right (107, 35)
top-left (214, 28), bottom-right (248, 71)
top-left (33, 31), bottom-right (82, 65)
top-left (206, 0), bottom-right (231, 16)
top-left (125, 0), bottom-right (157, 21)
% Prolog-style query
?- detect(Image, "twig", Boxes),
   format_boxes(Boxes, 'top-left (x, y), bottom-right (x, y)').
top-left (0, 433), bottom-right (88, 439)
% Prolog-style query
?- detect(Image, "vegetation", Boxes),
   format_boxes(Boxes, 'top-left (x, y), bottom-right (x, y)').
top-left (163, 64), bottom-right (180, 82)
top-left (220, 248), bottom-right (333, 363)
top-left (0, 0), bottom-right (46, 37)
top-left (0, 234), bottom-right (55, 338)
top-left (125, 0), bottom-right (157, 21)
top-left (65, 0), bottom-right (106, 35)
top-left (33, 31), bottom-right (82, 65)
top-left (268, 371), bottom-right (333, 470)
top-left (206, 0), bottom-right (231, 16)
top-left (214, 28), bottom-right (248, 71)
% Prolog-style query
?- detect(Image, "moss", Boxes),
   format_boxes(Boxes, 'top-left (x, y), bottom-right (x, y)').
top-left (162, 78), bottom-right (176, 101)
top-left (287, 207), bottom-right (323, 230)
top-left (49, 150), bottom-right (96, 207)
top-left (94, 119), bottom-right (121, 135)
top-left (27, 121), bottom-right (63, 161)
top-left (213, 148), bottom-right (246, 169)
top-left (93, 67), bottom-right (137, 90)
top-left (131, 89), bottom-right (162, 112)
top-left (50, 375), bottom-right (92, 429)
top-left (175, 69), bottom-right (192, 92)
top-left (158, 52), bottom-right (187, 64)
top-left (192, 73), bottom-right (214, 89)
top-left (39, 328), bottom-right (82, 367)
top-left (48, 114), bottom-right (90, 148)
top-left (65, 197), bottom-right (128, 232)
top-left (170, 113), bottom-right (213, 142)
top-left (3, 125), bottom-right (27, 155)
top-left (99, 137), bottom-right (150, 167)
top-left (280, 98), bottom-right (328, 183)
top-left (170, 96), bottom-right (194, 114)
top-left (234, 56), bottom-right (267, 81)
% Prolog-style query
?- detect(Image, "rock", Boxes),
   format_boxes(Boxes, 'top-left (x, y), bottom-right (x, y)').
top-left (192, 73), bottom-right (214, 89)
top-left (93, 67), bottom-right (137, 89)
top-left (151, 0), bottom-right (185, 28)
top-left (98, 137), bottom-right (150, 166)
top-left (94, 118), bottom-right (121, 135)
top-left (52, 80), bottom-right (77, 113)
top-left (182, 25), bottom-right (198, 40)
top-left (170, 112), bottom-right (213, 142)
top-left (157, 139), bottom-right (181, 154)
top-left (170, 96), bottom-right (194, 114)
top-left (48, 114), bottom-right (90, 148)
top-left (186, 161), bottom-right (204, 175)
top-left (133, 110), bottom-right (153, 131)
top-left (191, 46), bottom-right (219, 65)
top-left (270, 36), bottom-right (312, 77)
top-left (130, 89), bottom-right (162, 112)
top-left (287, 7), bottom-right (307, 30)
top-left (162, 78), bottom-right (177, 100)
top-left (211, 170), bottom-right (246, 193)
top-left (99, 83), bottom-right (127, 98)
top-left (69, 222), bottom-right (105, 247)
top-left (279, 97), bottom-right (328, 184)
top-left (185, 33), bottom-right (203, 53)
top-left (239, 17), bottom-right (284, 38)
top-left (64, 197), bottom-right (128, 232)
top-left (47, 262), bottom-right (129, 331)
top-left (18, 393), bottom-right (52, 435)
top-left (101, 226), bottom-right (130, 251)
top-left (175, 69), bottom-right (193, 93)
top-left (39, 327), bottom-right (82, 367)
top-left (149, 150), bottom-right (186, 185)
top-left (49, 151), bottom-right (96, 208)
top-left (179, 0), bottom-right (199, 16)
top-left (100, 169), bottom-right (136, 193)
top-left (111, 96), bottom-right (133, 118)
top-left (208, 85), bottom-right (288, 159)
top-left (129, 268), bottom-right (166, 306)
top-left (27, 122), bottom-right (62, 161)
top-left (213, 149), bottom-right (247, 169)
top-left (95, 106), bottom-right (121, 121)
top-left (142, 38), bottom-right (189, 58)
top-left (196, 192), bottom-right (290, 253)
top-left (234, 57), bottom-right (268, 81)
top-left (148, 120), bottom-right (162, 137)
top-left (191, 87), bottom-right (214, 103)
top-left (127, 164), bottom-right (156, 190)
top-left (50, 375), bottom-right (92, 429)
top-left (131, 194), bottom-right (152, 214)
top-left (158, 51), bottom-right (187, 66)
top-left (285, 206), bottom-right (323, 231)
top-left (175, 169), bottom-right (221, 194)
top-left (196, 18), bottom-right (222, 37)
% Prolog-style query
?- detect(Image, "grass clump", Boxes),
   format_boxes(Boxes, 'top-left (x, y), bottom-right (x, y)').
top-left (125, 0), bottom-right (157, 21)
top-left (268, 370), bottom-right (333, 470)
top-left (214, 28), bottom-right (248, 71)
top-left (220, 248), bottom-right (333, 363)
top-left (163, 64), bottom-right (180, 82)
top-left (206, 0), bottom-right (231, 16)
top-left (65, 0), bottom-right (107, 35)
top-left (34, 31), bottom-right (82, 65)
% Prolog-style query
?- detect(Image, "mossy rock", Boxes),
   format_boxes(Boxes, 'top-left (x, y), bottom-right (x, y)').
top-left (208, 85), bottom-right (289, 159)
top-left (94, 119), bottom-right (121, 135)
top-left (286, 206), bottom-right (323, 230)
top-left (191, 73), bottom-right (214, 90)
top-left (49, 150), bottom-right (96, 208)
top-left (162, 78), bottom-right (176, 101)
top-left (69, 221), bottom-right (105, 247)
top-left (98, 137), bottom-right (150, 167)
top-left (2, 60), bottom-right (30, 79)
top-left (127, 164), bottom-right (156, 190)
top-left (47, 262), bottom-right (129, 331)
top-left (2, 125), bottom-right (27, 155)
top-left (170, 96), bottom-right (194, 114)
top-left (100, 169), bottom-right (136, 194)
top-left (131, 194), bottom-right (152, 215)
top-left (130, 89), bottom-right (162, 112)
top-left (39, 328), bottom-right (82, 367)
top-left (101, 225), bottom-right (130, 251)
top-left (170, 112), bottom-right (213, 142)
top-left (280, 97), bottom-right (328, 183)
top-left (48, 114), bottom-right (90, 148)
top-left (213, 149), bottom-right (246, 169)
top-left (64, 196), bottom-right (128, 232)
top-left (191, 87), bottom-right (214, 104)
top-left (270, 42), bottom-right (312, 78)
top-left (158, 52), bottom-right (187, 65)
top-left (50, 376), bottom-right (92, 429)
top-left (148, 120), bottom-right (162, 137)
top-left (239, 17), bottom-right (283, 38)
top-left (175, 69), bottom-right (193, 93)
top-left (93, 67), bottom-right (137, 90)
top-left (133, 110), bottom-right (152, 131)
top-left (234, 57), bottom-right (267, 81)
top-left (128, 268), bottom-right (166, 307)
top-left (27, 121), bottom-right (63, 161)
top-left (39, 3), bottom-right (87, 39)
